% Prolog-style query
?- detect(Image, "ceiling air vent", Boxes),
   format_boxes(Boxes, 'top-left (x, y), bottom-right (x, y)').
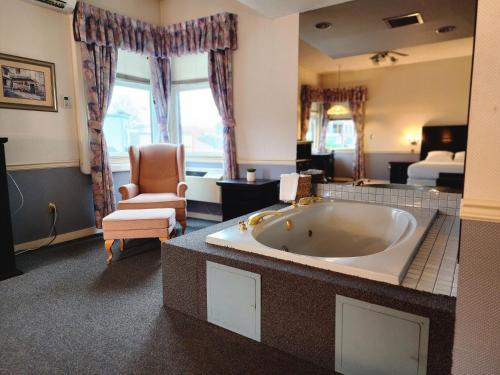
top-left (384, 12), bottom-right (424, 29)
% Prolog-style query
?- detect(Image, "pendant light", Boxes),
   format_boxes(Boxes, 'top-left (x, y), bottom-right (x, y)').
top-left (327, 65), bottom-right (350, 117)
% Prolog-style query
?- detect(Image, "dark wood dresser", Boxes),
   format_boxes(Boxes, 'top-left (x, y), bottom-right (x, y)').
top-left (216, 179), bottom-right (280, 221)
top-left (0, 138), bottom-right (22, 281)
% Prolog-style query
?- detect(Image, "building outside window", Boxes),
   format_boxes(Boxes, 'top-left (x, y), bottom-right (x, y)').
top-left (103, 51), bottom-right (223, 166)
top-left (103, 78), bottom-right (157, 158)
top-left (169, 81), bottom-right (223, 159)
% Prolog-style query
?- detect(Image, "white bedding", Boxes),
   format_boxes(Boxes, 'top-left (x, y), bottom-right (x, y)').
top-left (407, 160), bottom-right (465, 180)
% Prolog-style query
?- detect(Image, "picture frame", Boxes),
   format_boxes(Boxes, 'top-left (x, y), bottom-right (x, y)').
top-left (0, 53), bottom-right (58, 112)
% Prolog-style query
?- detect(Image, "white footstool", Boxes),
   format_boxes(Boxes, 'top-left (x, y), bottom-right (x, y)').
top-left (102, 208), bottom-right (176, 264)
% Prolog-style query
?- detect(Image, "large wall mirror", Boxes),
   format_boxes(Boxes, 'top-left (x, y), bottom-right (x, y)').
top-left (298, 0), bottom-right (477, 193)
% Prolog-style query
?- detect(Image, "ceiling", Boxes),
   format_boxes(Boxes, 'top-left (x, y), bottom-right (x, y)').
top-left (300, 0), bottom-right (477, 59)
top-left (300, 37), bottom-right (474, 74)
top-left (236, 0), bottom-right (351, 18)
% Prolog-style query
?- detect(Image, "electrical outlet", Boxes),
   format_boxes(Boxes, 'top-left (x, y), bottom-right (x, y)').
top-left (48, 202), bottom-right (57, 213)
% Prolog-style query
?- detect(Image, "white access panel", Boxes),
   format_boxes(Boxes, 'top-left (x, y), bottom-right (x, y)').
top-left (335, 295), bottom-right (429, 375)
top-left (206, 261), bottom-right (261, 341)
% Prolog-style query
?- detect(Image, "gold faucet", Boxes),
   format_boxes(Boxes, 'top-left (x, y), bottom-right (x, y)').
top-left (247, 210), bottom-right (284, 225)
top-left (297, 196), bottom-right (323, 206)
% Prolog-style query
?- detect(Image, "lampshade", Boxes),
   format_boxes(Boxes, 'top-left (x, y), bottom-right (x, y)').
top-left (327, 102), bottom-right (350, 117)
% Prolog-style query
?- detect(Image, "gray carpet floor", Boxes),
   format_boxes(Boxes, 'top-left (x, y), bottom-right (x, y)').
top-left (0, 219), bottom-right (329, 375)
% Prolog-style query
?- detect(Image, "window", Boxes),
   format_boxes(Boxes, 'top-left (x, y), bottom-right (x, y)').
top-left (170, 81), bottom-right (223, 158)
top-left (306, 103), bottom-right (355, 151)
top-left (103, 78), bottom-right (156, 157)
top-left (324, 119), bottom-right (356, 150)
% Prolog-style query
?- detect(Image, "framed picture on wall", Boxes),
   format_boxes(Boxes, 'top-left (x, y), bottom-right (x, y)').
top-left (0, 53), bottom-right (57, 112)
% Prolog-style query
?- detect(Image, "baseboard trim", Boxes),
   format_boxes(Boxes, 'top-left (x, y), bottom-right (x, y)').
top-left (187, 212), bottom-right (222, 222)
top-left (460, 198), bottom-right (500, 223)
top-left (14, 227), bottom-right (101, 252)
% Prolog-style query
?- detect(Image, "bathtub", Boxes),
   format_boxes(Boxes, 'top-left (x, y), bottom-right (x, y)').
top-left (206, 201), bottom-right (437, 284)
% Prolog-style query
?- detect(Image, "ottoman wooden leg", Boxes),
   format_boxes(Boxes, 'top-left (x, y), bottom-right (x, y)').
top-left (119, 239), bottom-right (125, 252)
top-left (104, 240), bottom-right (114, 265)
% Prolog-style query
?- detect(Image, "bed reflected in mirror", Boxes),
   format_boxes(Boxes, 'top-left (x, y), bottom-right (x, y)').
top-left (297, 0), bottom-right (477, 194)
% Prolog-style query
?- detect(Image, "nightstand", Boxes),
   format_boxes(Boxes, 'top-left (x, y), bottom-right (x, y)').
top-left (216, 179), bottom-right (280, 221)
top-left (389, 161), bottom-right (413, 184)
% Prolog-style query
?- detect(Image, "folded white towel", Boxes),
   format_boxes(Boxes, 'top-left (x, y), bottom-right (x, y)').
top-left (279, 173), bottom-right (300, 202)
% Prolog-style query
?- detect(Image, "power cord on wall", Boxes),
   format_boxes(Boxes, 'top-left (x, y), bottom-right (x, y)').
top-left (7, 172), bottom-right (58, 255)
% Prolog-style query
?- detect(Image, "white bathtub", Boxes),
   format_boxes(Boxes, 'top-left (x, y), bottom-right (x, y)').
top-left (206, 201), bottom-right (437, 284)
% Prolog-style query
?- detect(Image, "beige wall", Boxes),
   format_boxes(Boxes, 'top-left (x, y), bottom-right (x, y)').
top-left (0, 0), bottom-right (79, 167)
top-left (319, 57), bottom-right (472, 153)
top-left (160, 0), bottom-right (299, 166)
top-left (0, 0), bottom-right (161, 168)
top-left (462, 0), bottom-right (500, 202)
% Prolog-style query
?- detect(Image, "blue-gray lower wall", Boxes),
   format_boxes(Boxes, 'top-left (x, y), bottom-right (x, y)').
top-left (6, 163), bottom-right (294, 245)
top-left (335, 152), bottom-right (420, 180)
top-left (7, 167), bottom-right (95, 245)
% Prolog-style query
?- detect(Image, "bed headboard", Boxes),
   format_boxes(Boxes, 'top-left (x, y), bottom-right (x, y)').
top-left (420, 125), bottom-right (468, 160)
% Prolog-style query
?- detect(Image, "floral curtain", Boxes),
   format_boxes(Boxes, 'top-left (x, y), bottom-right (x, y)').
top-left (301, 85), bottom-right (368, 179)
top-left (350, 101), bottom-right (367, 179)
top-left (208, 49), bottom-right (238, 179)
top-left (73, 1), bottom-right (240, 223)
top-left (73, 1), bottom-right (238, 57)
top-left (301, 85), bottom-right (367, 104)
top-left (300, 86), bottom-right (313, 141)
top-left (150, 57), bottom-right (171, 142)
top-left (80, 43), bottom-right (117, 228)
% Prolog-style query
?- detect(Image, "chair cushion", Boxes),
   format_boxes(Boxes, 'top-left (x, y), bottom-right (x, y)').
top-left (102, 208), bottom-right (175, 231)
top-left (139, 144), bottom-right (179, 193)
top-left (118, 193), bottom-right (186, 210)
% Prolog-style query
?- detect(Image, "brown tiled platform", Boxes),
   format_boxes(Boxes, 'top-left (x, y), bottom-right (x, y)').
top-left (162, 205), bottom-right (457, 374)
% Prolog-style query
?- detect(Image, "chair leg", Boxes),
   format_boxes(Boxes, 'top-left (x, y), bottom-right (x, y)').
top-left (180, 220), bottom-right (187, 234)
top-left (104, 240), bottom-right (114, 265)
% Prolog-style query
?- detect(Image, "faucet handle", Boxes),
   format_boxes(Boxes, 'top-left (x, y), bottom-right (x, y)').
top-left (239, 221), bottom-right (248, 231)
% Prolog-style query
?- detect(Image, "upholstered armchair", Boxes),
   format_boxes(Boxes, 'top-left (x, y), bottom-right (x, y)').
top-left (118, 143), bottom-right (188, 233)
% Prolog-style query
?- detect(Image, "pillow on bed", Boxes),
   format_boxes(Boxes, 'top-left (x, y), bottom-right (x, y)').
top-left (425, 151), bottom-right (454, 162)
top-left (454, 151), bottom-right (466, 162)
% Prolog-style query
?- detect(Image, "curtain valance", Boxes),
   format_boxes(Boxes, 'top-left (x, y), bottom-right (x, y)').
top-left (301, 85), bottom-right (368, 104)
top-left (73, 1), bottom-right (238, 58)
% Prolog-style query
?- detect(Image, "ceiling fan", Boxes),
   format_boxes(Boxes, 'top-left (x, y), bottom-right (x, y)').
top-left (370, 50), bottom-right (409, 65)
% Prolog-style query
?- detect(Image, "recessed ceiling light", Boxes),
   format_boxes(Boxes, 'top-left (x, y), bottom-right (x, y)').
top-left (315, 22), bottom-right (332, 30)
top-left (435, 25), bottom-right (457, 34)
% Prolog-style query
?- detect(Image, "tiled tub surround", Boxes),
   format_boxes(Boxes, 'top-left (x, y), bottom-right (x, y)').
top-left (313, 183), bottom-right (461, 297)
top-left (402, 214), bottom-right (460, 297)
top-left (315, 183), bottom-right (462, 216)
top-left (162, 205), bottom-right (456, 373)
